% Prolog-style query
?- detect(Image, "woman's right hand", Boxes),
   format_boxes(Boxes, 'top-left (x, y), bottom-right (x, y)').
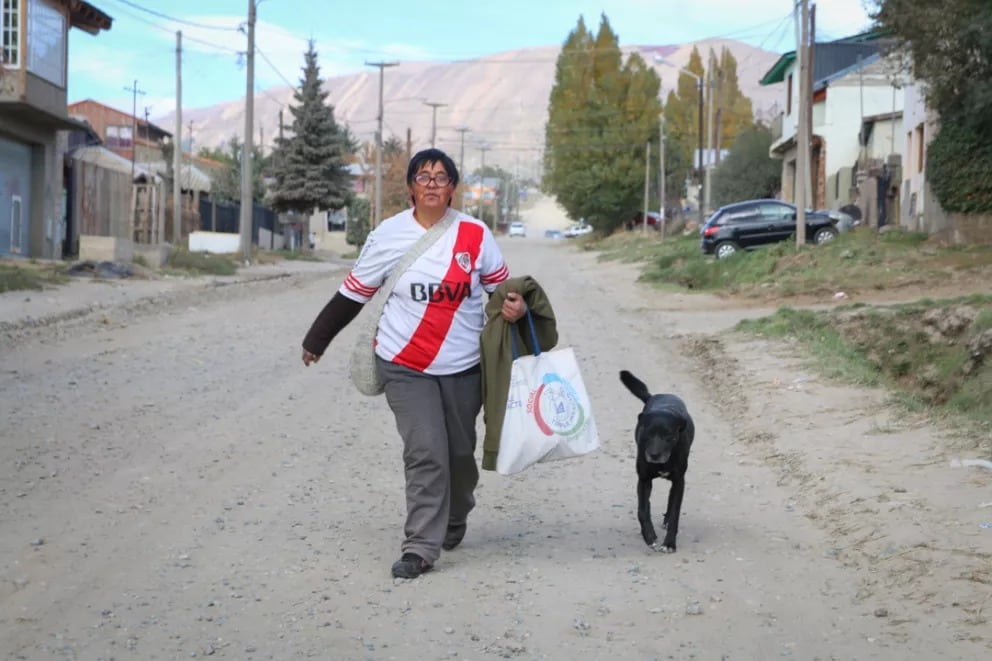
top-left (302, 349), bottom-right (321, 366)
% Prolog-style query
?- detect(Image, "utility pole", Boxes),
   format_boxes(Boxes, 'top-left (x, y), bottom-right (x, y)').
top-left (424, 101), bottom-right (446, 148)
top-left (124, 78), bottom-right (145, 179)
top-left (477, 144), bottom-right (490, 227)
top-left (365, 60), bottom-right (399, 228)
top-left (696, 77), bottom-right (704, 226)
top-left (659, 113), bottom-right (666, 240)
top-left (795, 0), bottom-right (810, 247)
top-left (239, 0), bottom-right (256, 264)
top-left (704, 51), bottom-right (716, 217)
top-left (642, 141), bottom-right (651, 233)
top-left (406, 127), bottom-right (412, 162)
top-left (455, 126), bottom-right (469, 176)
top-left (807, 2), bottom-right (816, 208)
top-left (173, 32), bottom-right (182, 245)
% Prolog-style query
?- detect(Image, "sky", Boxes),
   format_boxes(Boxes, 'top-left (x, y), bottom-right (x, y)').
top-left (68, 0), bottom-right (875, 122)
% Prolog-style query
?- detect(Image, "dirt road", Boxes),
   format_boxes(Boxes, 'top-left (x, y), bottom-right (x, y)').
top-left (1, 237), bottom-right (989, 660)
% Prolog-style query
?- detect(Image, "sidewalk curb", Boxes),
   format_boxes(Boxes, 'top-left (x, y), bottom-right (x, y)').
top-left (0, 261), bottom-right (344, 335)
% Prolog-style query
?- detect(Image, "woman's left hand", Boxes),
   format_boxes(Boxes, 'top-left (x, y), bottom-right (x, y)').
top-left (501, 292), bottom-right (527, 322)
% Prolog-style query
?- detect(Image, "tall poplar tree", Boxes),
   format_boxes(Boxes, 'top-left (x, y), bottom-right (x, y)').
top-left (544, 14), bottom-right (662, 233)
top-left (713, 47), bottom-right (754, 155)
top-left (269, 41), bottom-right (356, 215)
top-left (662, 47), bottom-right (705, 207)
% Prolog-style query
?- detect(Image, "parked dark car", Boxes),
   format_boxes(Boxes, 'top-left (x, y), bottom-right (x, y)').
top-left (699, 199), bottom-right (851, 259)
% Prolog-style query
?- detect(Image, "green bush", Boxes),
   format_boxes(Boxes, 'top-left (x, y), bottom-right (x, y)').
top-left (927, 116), bottom-right (992, 213)
top-left (347, 198), bottom-right (370, 247)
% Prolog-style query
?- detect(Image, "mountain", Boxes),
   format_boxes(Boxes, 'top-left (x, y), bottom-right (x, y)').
top-left (159, 38), bottom-right (782, 180)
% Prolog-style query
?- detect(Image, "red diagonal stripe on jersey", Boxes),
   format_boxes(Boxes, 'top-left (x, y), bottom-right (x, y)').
top-left (392, 221), bottom-right (482, 371)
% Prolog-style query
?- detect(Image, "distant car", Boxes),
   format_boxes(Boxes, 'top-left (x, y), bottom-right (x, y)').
top-left (628, 211), bottom-right (664, 231)
top-left (544, 229), bottom-right (563, 239)
top-left (700, 199), bottom-right (850, 259)
top-left (508, 221), bottom-right (526, 238)
top-left (563, 223), bottom-right (593, 238)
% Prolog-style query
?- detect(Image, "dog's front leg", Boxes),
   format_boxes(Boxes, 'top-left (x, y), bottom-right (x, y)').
top-left (659, 478), bottom-right (685, 553)
top-left (637, 477), bottom-right (657, 546)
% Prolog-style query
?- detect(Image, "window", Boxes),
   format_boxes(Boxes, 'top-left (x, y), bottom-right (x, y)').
top-left (916, 124), bottom-right (925, 174)
top-left (786, 73), bottom-right (793, 115)
top-left (906, 131), bottom-right (913, 171)
top-left (26, 0), bottom-right (64, 86)
top-left (760, 203), bottom-right (794, 221)
top-left (2, 0), bottom-right (19, 67)
top-left (10, 194), bottom-right (22, 254)
top-left (106, 125), bottom-right (133, 149)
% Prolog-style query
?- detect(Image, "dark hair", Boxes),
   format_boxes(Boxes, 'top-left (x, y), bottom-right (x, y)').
top-left (406, 148), bottom-right (460, 188)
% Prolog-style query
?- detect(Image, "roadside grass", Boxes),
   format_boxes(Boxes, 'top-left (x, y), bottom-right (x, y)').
top-left (594, 228), bottom-right (992, 298)
top-left (275, 249), bottom-right (322, 262)
top-left (737, 294), bottom-right (992, 428)
top-left (0, 260), bottom-right (69, 293)
top-left (164, 249), bottom-right (239, 276)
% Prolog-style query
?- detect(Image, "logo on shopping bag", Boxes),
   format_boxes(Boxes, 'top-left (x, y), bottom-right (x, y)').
top-left (527, 372), bottom-right (586, 437)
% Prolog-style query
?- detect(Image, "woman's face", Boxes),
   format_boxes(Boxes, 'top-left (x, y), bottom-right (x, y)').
top-left (409, 160), bottom-right (453, 212)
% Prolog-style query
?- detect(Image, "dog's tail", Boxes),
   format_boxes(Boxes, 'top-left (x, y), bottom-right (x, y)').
top-left (619, 370), bottom-right (652, 403)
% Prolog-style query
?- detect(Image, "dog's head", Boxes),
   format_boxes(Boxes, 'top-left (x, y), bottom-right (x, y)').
top-left (637, 412), bottom-right (686, 464)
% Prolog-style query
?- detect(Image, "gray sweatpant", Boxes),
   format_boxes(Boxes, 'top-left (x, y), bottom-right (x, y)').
top-left (377, 357), bottom-right (482, 564)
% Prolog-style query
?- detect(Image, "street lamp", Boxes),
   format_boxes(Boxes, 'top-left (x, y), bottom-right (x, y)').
top-left (654, 55), bottom-right (705, 226)
top-left (423, 101), bottom-right (447, 148)
top-left (365, 60), bottom-right (399, 229)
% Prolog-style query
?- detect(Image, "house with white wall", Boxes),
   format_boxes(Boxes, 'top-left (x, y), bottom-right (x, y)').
top-left (760, 33), bottom-right (905, 216)
top-left (900, 81), bottom-right (942, 232)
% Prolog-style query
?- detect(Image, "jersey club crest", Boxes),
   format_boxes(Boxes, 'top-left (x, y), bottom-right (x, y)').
top-left (454, 251), bottom-right (472, 274)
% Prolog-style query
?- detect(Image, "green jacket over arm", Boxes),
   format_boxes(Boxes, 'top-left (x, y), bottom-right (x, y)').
top-left (480, 276), bottom-right (558, 471)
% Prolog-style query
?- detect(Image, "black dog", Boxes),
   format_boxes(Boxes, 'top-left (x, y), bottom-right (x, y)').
top-left (619, 370), bottom-right (694, 553)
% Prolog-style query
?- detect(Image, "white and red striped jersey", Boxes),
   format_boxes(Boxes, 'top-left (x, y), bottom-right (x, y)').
top-left (340, 208), bottom-right (509, 375)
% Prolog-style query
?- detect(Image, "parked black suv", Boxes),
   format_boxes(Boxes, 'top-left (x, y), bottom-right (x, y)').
top-left (700, 199), bottom-right (847, 259)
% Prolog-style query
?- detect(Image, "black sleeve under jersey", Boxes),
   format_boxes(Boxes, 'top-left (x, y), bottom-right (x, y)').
top-left (301, 292), bottom-right (364, 355)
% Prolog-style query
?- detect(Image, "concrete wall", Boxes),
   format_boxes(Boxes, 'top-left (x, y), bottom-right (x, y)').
top-left (188, 231), bottom-right (240, 254)
top-left (80, 235), bottom-right (134, 262)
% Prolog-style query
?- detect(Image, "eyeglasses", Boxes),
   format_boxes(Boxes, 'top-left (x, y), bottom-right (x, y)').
top-left (413, 173), bottom-right (451, 187)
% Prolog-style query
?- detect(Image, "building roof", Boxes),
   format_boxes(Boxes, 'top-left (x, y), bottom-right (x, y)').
top-left (138, 160), bottom-right (213, 192)
top-left (70, 145), bottom-right (158, 180)
top-left (68, 99), bottom-right (173, 139)
top-left (61, 0), bottom-right (113, 34)
top-left (759, 31), bottom-right (889, 86)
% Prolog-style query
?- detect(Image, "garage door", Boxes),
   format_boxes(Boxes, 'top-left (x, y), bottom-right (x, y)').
top-left (0, 136), bottom-right (32, 256)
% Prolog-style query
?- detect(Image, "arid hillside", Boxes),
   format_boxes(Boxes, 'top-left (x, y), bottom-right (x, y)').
top-left (159, 39), bottom-right (782, 176)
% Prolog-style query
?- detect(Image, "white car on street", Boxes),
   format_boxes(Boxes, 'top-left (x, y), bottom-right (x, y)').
top-left (563, 222), bottom-right (593, 238)
top-left (508, 222), bottom-right (526, 237)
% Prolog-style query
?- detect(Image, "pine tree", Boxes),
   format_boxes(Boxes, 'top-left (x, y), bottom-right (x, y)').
top-left (269, 41), bottom-right (355, 215)
top-left (544, 14), bottom-right (662, 233)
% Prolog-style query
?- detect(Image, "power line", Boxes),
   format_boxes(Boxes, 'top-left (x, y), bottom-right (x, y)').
top-left (105, 0), bottom-right (240, 31)
top-left (255, 46), bottom-right (296, 88)
top-left (106, 3), bottom-right (240, 53)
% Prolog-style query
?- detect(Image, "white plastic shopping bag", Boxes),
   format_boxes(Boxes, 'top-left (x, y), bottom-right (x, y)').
top-left (496, 313), bottom-right (600, 476)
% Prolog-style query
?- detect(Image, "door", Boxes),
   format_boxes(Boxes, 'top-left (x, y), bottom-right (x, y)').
top-left (726, 204), bottom-right (769, 248)
top-left (760, 202), bottom-right (799, 244)
top-left (0, 136), bottom-right (32, 257)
